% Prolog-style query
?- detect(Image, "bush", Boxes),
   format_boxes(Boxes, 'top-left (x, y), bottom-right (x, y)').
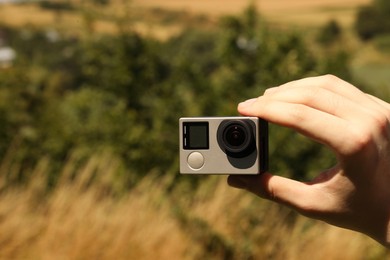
top-left (0, 5), bottom-right (352, 183)
top-left (39, 1), bottom-right (74, 11)
top-left (355, 0), bottom-right (390, 41)
top-left (373, 34), bottom-right (390, 52)
top-left (317, 20), bottom-right (342, 46)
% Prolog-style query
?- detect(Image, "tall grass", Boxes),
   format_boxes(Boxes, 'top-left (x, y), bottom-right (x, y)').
top-left (0, 152), bottom-right (387, 259)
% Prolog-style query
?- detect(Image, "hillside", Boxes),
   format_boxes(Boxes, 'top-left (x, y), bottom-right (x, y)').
top-left (0, 0), bottom-right (371, 30)
top-left (132, 0), bottom-right (371, 27)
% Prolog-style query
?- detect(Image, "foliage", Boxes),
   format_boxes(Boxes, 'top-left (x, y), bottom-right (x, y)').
top-left (373, 34), bottom-right (390, 53)
top-left (39, 1), bottom-right (75, 11)
top-left (0, 5), bottom-right (352, 184)
top-left (91, 0), bottom-right (110, 6)
top-left (355, 0), bottom-right (390, 41)
top-left (316, 20), bottom-right (342, 46)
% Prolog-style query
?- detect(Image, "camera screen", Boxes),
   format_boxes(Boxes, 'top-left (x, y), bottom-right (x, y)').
top-left (183, 122), bottom-right (209, 150)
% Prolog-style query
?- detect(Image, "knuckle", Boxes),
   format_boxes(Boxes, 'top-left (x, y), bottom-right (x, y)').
top-left (299, 87), bottom-right (321, 105)
top-left (347, 126), bottom-right (373, 154)
top-left (344, 113), bottom-right (390, 156)
top-left (323, 74), bottom-right (340, 82)
top-left (264, 87), bottom-right (278, 96)
top-left (385, 108), bottom-right (390, 124)
top-left (289, 104), bottom-right (307, 123)
top-left (314, 74), bottom-right (344, 93)
top-left (321, 74), bottom-right (341, 85)
top-left (355, 129), bottom-right (372, 148)
top-left (362, 112), bottom-right (390, 138)
top-left (374, 113), bottom-right (390, 134)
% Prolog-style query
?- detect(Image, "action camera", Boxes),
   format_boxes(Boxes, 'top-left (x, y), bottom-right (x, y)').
top-left (179, 117), bottom-right (268, 174)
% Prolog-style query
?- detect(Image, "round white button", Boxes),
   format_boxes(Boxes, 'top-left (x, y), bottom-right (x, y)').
top-left (187, 152), bottom-right (205, 170)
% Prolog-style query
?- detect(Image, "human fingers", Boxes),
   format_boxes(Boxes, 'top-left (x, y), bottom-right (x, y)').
top-left (227, 173), bottom-right (323, 216)
top-left (261, 85), bottom-right (371, 122)
top-left (265, 75), bottom-right (363, 102)
top-left (367, 94), bottom-right (390, 118)
top-left (264, 75), bottom-right (387, 123)
top-left (238, 98), bottom-right (357, 155)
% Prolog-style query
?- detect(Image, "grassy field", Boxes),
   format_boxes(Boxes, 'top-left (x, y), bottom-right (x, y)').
top-left (352, 42), bottom-right (390, 96)
top-left (0, 153), bottom-right (387, 259)
top-left (0, 0), bottom-right (371, 33)
top-left (132, 0), bottom-right (370, 27)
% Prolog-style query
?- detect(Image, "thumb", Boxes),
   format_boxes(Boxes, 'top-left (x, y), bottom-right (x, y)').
top-left (228, 173), bottom-right (316, 211)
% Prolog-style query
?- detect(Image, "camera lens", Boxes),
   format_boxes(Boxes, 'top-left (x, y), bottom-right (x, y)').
top-left (224, 125), bottom-right (247, 148)
top-left (217, 119), bottom-right (255, 157)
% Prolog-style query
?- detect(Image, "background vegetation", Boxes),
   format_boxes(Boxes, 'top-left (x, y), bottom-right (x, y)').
top-left (0, 0), bottom-right (389, 259)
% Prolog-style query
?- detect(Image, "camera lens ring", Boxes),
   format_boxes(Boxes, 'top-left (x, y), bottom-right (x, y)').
top-left (217, 120), bottom-right (255, 156)
top-left (222, 124), bottom-right (249, 151)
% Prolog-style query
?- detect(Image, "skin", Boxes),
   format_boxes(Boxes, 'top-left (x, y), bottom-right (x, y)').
top-left (227, 75), bottom-right (390, 247)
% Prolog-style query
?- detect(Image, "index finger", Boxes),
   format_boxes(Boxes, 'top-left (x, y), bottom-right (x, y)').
top-left (238, 98), bottom-right (356, 156)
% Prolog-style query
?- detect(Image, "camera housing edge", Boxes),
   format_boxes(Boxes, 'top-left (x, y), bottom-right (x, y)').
top-left (179, 116), bottom-right (268, 175)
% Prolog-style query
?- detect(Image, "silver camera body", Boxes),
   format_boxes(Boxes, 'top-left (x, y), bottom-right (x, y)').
top-left (179, 117), bottom-right (268, 174)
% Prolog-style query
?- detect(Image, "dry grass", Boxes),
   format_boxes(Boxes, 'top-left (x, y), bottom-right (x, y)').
top-left (0, 152), bottom-right (387, 259)
top-left (132, 0), bottom-right (371, 27)
top-left (0, 1), bottom-right (194, 39)
top-left (0, 153), bottom-right (190, 259)
top-left (131, 0), bottom-right (370, 15)
top-left (0, 0), bottom-right (371, 38)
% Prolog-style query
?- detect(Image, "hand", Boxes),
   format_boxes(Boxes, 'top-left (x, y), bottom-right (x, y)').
top-left (228, 75), bottom-right (390, 247)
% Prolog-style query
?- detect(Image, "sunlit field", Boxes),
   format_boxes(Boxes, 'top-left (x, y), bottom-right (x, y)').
top-left (0, 153), bottom-right (387, 259)
top-left (0, 0), bottom-right (390, 259)
top-left (0, 0), bottom-right (371, 32)
top-left (132, 0), bottom-right (371, 26)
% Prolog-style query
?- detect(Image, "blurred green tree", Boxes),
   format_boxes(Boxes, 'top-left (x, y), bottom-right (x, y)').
top-left (0, 3), bottom-right (353, 183)
top-left (317, 20), bottom-right (342, 46)
top-left (355, 0), bottom-right (390, 41)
